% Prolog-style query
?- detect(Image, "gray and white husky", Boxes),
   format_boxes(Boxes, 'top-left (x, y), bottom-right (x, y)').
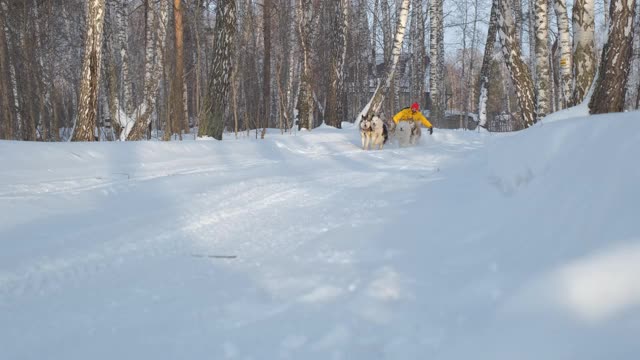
top-left (360, 115), bottom-right (388, 150)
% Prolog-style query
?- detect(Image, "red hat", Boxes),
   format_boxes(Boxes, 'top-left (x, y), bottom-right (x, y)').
top-left (411, 102), bottom-right (420, 111)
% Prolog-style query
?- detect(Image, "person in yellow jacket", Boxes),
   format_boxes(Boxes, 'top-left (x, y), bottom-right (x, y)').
top-left (393, 102), bottom-right (434, 135)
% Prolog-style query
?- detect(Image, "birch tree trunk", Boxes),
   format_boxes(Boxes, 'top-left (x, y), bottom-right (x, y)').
top-left (588, 0), bottom-right (636, 113)
top-left (103, 0), bottom-right (120, 135)
top-left (287, 0), bottom-right (297, 128)
top-left (381, 0), bottom-right (395, 116)
top-left (382, 0), bottom-right (393, 66)
top-left (430, 0), bottom-right (445, 125)
top-left (478, 0), bottom-right (498, 128)
top-left (410, 0), bottom-right (418, 100)
top-left (174, 0), bottom-right (188, 136)
top-left (124, 0), bottom-right (156, 140)
top-left (462, 0), bottom-right (480, 129)
top-left (365, 0), bottom-right (411, 119)
top-left (296, 0), bottom-right (314, 130)
top-left (262, 0), bottom-right (271, 137)
top-left (604, 0), bottom-right (610, 28)
top-left (337, 0), bottom-right (349, 127)
top-left (32, 0), bottom-right (48, 140)
top-left (72, 0), bottom-right (106, 141)
top-left (126, 0), bottom-right (169, 140)
top-left (117, 0), bottom-right (132, 116)
top-left (326, 0), bottom-right (348, 128)
top-left (554, 0), bottom-right (573, 108)
top-left (496, 0), bottom-right (537, 127)
top-left (513, 0), bottom-right (523, 44)
top-left (197, 0), bottom-right (236, 139)
top-left (411, 0), bottom-right (426, 104)
top-left (371, 0), bottom-right (379, 78)
top-left (572, 0), bottom-right (596, 104)
top-left (534, 0), bottom-right (551, 118)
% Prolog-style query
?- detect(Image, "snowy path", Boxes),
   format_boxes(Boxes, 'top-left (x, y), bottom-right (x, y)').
top-left (1, 118), bottom-right (640, 359)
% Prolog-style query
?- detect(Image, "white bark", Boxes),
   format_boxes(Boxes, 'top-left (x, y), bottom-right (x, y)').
top-left (462, 0), bottom-right (481, 128)
top-left (296, 0), bottom-right (314, 130)
top-left (125, 0), bottom-right (168, 140)
top-left (72, 0), bottom-right (106, 141)
top-left (287, 0), bottom-right (296, 124)
top-left (572, 0), bottom-right (596, 104)
top-left (117, 0), bottom-right (132, 116)
top-left (411, 0), bottom-right (427, 103)
top-left (198, 0), bottom-right (236, 139)
top-left (430, 0), bottom-right (445, 124)
top-left (497, 0), bottom-right (537, 127)
top-left (534, 0), bottom-right (551, 118)
top-left (371, 0), bottom-right (379, 78)
top-left (554, 0), bottom-right (573, 108)
top-left (337, 0), bottom-right (349, 124)
top-left (588, 0), bottom-right (636, 113)
top-left (478, 0), bottom-right (498, 128)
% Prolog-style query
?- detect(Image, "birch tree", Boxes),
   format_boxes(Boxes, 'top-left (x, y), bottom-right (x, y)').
top-left (262, 0), bottom-right (272, 137)
top-left (125, 0), bottom-right (157, 140)
top-left (72, 0), bottom-right (107, 141)
top-left (119, 0), bottom-right (132, 115)
top-left (572, 0), bottom-right (596, 104)
top-left (174, 0), bottom-right (188, 136)
top-left (588, 0), bottom-right (636, 113)
top-left (497, 0), bottom-right (537, 127)
top-left (296, 0), bottom-right (314, 130)
top-left (382, 0), bottom-right (393, 66)
top-left (554, 0), bottom-right (573, 108)
top-left (102, 0), bottom-right (121, 140)
top-left (371, 0), bottom-right (379, 78)
top-left (198, 0), bottom-right (236, 139)
top-left (337, 0), bottom-right (349, 127)
top-left (127, 0), bottom-right (170, 140)
top-left (411, 0), bottom-right (427, 104)
top-left (461, 0), bottom-right (481, 129)
top-left (534, 0), bottom-right (551, 118)
top-left (478, 0), bottom-right (498, 128)
top-left (365, 0), bottom-right (411, 119)
top-left (326, 0), bottom-right (349, 128)
top-left (430, 0), bottom-right (445, 125)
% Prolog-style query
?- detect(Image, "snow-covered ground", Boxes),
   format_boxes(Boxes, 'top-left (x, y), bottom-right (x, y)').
top-left (1, 111), bottom-right (639, 359)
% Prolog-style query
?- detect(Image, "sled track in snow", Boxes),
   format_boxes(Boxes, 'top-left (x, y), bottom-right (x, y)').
top-left (0, 159), bottom-right (281, 200)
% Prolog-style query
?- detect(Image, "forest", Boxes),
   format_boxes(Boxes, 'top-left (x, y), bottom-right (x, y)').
top-left (0, 0), bottom-right (638, 141)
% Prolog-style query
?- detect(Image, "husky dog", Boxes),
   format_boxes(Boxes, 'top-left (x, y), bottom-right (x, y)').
top-left (360, 115), bottom-right (388, 150)
top-left (396, 121), bottom-right (412, 147)
top-left (408, 120), bottom-right (422, 145)
top-left (360, 115), bottom-right (373, 150)
top-left (370, 115), bottom-right (389, 150)
top-left (395, 120), bottom-right (422, 147)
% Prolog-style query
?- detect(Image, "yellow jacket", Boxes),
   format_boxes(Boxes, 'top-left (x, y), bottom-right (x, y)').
top-left (393, 108), bottom-right (433, 128)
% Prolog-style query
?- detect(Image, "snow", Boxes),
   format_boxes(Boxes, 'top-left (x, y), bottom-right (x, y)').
top-left (1, 110), bottom-right (640, 359)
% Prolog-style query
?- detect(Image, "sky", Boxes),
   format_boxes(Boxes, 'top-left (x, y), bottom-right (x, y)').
top-left (1, 107), bottom-right (639, 359)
